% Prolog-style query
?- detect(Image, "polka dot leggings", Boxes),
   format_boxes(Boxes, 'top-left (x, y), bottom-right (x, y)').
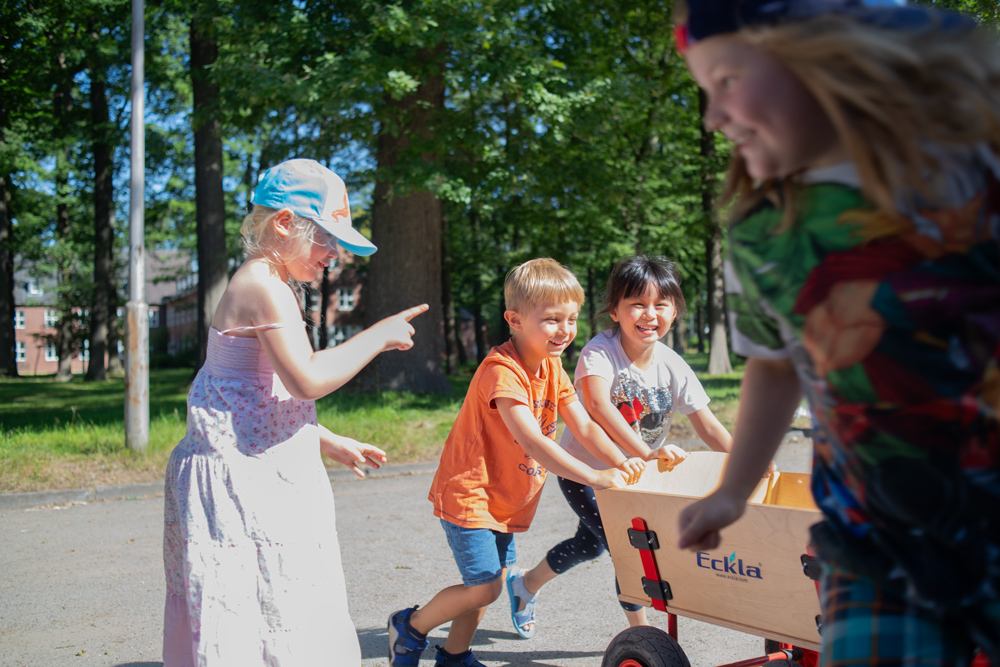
top-left (545, 476), bottom-right (642, 612)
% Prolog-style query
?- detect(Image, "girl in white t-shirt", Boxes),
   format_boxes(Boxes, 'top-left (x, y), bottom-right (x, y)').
top-left (505, 255), bottom-right (733, 636)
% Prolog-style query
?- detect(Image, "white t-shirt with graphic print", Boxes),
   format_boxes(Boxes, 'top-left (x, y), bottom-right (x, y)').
top-left (559, 329), bottom-right (710, 471)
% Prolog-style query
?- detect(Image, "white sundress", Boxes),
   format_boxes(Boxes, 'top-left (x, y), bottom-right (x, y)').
top-left (162, 325), bottom-right (360, 666)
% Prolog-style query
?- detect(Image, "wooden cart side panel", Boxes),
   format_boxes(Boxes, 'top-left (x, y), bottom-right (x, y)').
top-left (762, 472), bottom-right (817, 510)
top-left (642, 451), bottom-right (770, 503)
top-left (596, 487), bottom-right (823, 647)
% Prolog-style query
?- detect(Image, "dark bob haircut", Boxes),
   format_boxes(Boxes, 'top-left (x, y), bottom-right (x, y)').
top-left (600, 255), bottom-right (686, 332)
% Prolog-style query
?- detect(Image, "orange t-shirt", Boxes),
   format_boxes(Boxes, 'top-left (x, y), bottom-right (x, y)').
top-left (428, 340), bottom-right (578, 532)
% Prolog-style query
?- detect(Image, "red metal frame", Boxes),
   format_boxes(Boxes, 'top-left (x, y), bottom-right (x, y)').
top-left (716, 653), bottom-right (791, 667)
top-left (631, 517), bottom-right (668, 613)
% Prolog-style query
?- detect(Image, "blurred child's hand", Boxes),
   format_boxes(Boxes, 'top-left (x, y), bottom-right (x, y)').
top-left (677, 489), bottom-right (746, 551)
top-left (646, 444), bottom-right (688, 471)
top-left (616, 457), bottom-right (645, 485)
top-left (765, 460), bottom-right (778, 477)
top-left (372, 304), bottom-right (430, 352)
top-left (592, 468), bottom-right (629, 490)
top-left (319, 429), bottom-right (388, 478)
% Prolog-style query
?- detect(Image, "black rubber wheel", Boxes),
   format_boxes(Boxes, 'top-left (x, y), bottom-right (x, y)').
top-left (601, 626), bottom-right (691, 667)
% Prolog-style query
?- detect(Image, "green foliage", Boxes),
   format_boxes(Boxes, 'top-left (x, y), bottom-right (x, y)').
top-left (914, 0), bottom-right (999, 27)
top-left (12, 0), bottom-right (989, 384)
top-left (0, 368), bottom-right (471, 492)
top-left (0, 355), bottom-right (743, 492)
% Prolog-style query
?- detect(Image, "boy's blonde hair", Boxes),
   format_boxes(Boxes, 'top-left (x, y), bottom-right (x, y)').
top-left (717, 15), bottom-right (1000, 225)
top-left (240, 205), bottom-right (319, 265)
top-left (504, 258), bottom-right (585, 313)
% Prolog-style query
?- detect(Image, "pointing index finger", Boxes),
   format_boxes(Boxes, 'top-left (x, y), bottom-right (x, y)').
top-left (401, 304), bottom-right (430, 321)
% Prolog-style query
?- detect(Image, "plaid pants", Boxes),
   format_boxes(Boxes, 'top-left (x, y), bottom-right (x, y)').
top-left (820, 566), bottom-right (1000, 667)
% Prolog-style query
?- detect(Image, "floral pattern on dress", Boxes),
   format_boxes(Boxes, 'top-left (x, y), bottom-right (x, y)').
top-left (161, 327), bottom-right (359, 666)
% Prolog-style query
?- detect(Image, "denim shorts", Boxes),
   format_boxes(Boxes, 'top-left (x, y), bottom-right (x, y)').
top-left (440, 519), bottom-right (517, 587)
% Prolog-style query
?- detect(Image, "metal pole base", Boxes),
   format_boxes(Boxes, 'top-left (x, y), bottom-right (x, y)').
top-left (124, 300), bottom-right (149, 451)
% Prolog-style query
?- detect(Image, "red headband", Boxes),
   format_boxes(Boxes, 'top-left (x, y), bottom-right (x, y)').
top-left (673, 24), bottom-right (692, 54)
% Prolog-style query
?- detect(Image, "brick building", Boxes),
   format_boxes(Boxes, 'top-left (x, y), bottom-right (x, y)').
top-left (12, 248), bottom-right (371, 376)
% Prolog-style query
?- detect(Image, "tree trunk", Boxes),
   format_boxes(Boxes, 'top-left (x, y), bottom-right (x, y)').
top-left (106, 283), bottom-right (122, 373)
top-left (365, 47), bottom-right (449, 393)
top-left (586, 265), bottom-right (598, 337)
top-left (0, 33), bottom-right (15, 377)
top-left (696, 300), bottom-right (705, 354)
top-left (86, 67), bottom-right (113, 381)
top-left (0, 172), bottom-right (16, 377)
top-left (319, 265), bottom-right (330, 350)
top-left (673, 314), bottom-right (688, 354)
top-left (303, 283), bottom-right (317, 350)
top-left (706, 226), bottom-right (731, 374)
top-left (441, 205), bottom-right (461, 374)
top-left (54, 165), bottom-right (75, 382)
top-left (701, 90), bottom-right (732, 375)
top-left (469, 207), bottom-right (488, 363)
top-left (54, 74), bottom-right (74, 382)
top-left (190, 13), bottom-right (229, 370)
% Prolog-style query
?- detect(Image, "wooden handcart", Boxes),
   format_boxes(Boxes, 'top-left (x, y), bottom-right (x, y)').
top-left (594, 451), bottom-right (822, 667)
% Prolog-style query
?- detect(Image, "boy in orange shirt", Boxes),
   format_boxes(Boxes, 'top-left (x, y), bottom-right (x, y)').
top-left (387, 257), bottom-right (645, 667)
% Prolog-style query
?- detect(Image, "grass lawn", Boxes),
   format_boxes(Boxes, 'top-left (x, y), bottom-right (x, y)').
top-left (0, 352), bottom-right (746, 494)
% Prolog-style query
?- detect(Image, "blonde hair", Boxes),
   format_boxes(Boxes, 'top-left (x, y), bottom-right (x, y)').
top-left (240, 205), bottom-right (319, 265)
top-left (504, 257), bottom-right (585, 313)
top-left (711, 14), bottom-right (1000, 224)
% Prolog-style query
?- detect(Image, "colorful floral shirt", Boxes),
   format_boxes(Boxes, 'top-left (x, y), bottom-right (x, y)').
top-left (726, 157), bottom-right (1000, 608)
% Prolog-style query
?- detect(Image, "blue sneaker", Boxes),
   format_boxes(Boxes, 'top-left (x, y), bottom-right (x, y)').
top-left (388, 606), bottom-right (429, 666)
top-left (434, 645), bottom-right (486, 667)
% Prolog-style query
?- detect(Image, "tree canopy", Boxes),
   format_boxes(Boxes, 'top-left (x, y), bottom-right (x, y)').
top-left (2, 0), bottom-right (997, 385)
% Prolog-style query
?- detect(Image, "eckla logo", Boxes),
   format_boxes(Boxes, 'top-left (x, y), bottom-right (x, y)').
top-left (696, 551), bottom-right (763, 579)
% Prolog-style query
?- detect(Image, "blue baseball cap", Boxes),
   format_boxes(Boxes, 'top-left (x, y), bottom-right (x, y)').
top-left (251, 158), bottom-right (377, 257)
top-left (674, 0), bottom-right (976, 53)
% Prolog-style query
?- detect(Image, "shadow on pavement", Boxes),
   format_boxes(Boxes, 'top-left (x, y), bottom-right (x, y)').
top-left (358, 624), bottom-right (605, 664)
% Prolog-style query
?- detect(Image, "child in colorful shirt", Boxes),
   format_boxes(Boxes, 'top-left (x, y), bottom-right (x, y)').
top-left (387, 257), bottom-right (637, 667)
top-left (673, 0), bottom-right (1000, 662)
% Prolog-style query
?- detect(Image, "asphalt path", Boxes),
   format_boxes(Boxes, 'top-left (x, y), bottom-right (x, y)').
top-left (0, 439), bottom-right (812, 667)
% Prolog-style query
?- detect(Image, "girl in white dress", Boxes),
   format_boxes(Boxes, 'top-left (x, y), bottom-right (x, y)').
top-left (505, 255), bottom-right (734, 635)
top-left (162, 158), bottom-right (428, 666)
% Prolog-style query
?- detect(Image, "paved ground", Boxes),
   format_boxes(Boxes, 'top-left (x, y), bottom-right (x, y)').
top-left (0, 438), bottom-right (813, 667)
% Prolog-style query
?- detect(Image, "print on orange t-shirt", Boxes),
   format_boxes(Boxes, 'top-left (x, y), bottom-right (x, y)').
top-left (428, 340), bottom-right (578, 533)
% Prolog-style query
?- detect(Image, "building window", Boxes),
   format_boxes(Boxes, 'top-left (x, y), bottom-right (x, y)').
top-left (337, 288), bottom-right (355, 312)
top-left (329, 325), bottom-right (362, 347)
top-left (149, 309), bottom-right (159, 328)
top-left (15, 341), bottom-right (25, 362)
top-left (14, 310), bottom-right (25, 329)
top-left (44, 310), bottom-right (58, 328)
top-left (26, 279), bottom-right (41, 296)
top-left (44, 342), bottom-right (57, 362)
top-left (79, 339), bottom-right (90, 361)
